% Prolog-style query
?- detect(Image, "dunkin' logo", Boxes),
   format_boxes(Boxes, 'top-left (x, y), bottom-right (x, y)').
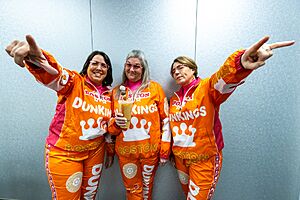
top-left (172, 94), bottom-right (194, 110)
top-left (84, 89), bottom-right (111, 103)
top-left (127, 92), bottom-right (150, 100)
top-left (172, 100), bottom-right (181, 106)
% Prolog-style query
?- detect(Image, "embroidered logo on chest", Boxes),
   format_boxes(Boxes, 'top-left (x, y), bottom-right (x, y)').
top-left (84, 89), bottom-right (110, 103)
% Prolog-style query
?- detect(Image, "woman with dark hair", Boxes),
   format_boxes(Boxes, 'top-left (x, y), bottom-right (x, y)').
top-left (108, 50), bottom-right (171, 200)
top-left (168, 36), bottom-right (294, 199)
top-left (6, 35), bottom-right (115, 200)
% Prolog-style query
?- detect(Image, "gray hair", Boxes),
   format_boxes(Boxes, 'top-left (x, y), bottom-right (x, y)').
top-left (122, 50), bottom-right (150, 85)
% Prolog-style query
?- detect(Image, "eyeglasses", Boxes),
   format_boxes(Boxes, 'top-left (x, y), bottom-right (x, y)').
top-left (171, 64), bottom-right (187, 75)
top-left (90, 60), bottom-right (109, 70)
top-left (125, 63), bottom-right (143, 70)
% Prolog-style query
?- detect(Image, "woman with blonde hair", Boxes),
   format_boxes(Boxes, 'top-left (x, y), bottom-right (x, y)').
top-left (108, 50), bottom-right (171, 200)
top-left (168, 36), bottom-right (294, 199)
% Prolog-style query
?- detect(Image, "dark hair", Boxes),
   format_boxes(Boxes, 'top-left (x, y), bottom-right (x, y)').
top-left (80, 51), bottom-right (113, 86)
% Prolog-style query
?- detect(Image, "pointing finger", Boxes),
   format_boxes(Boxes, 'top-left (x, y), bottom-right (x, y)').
top-left (244, 36), bottom-right (270, 57)
top-left (26, 34), bottom-right (40, 53)
top-left (269, 40), bottom-right (295, 50)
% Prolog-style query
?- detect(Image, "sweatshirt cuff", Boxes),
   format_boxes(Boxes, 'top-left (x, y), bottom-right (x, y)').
top-left (235, 50), bottom-right (247, 71)
top-left (25, 50), bottom-right (59, 75)
top-left (108, 118), bottom-right (122, 135)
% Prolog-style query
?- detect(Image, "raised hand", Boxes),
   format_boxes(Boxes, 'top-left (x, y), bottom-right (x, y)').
top-left (5, 35), bottom-right (43, 67)
top-left (241, 36), bottom-right (295, 70)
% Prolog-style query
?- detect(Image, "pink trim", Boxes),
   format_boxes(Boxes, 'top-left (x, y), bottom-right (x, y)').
top-left (207, 154), bottom-right (221, 200)
top-left (235, 50), bottom-right (246, 71)
top-left (46, 102), bottom-right (66, 146)
top-left (85, 76), bottom-right (109, 94)
top-left (213, 110), bottom-right (224, 151)
top-left (125, 79), bottom-right (142, 91)
top-left (45, 145), bottom-right (57, 199)
top-left (177, 78), bottom-right (200, 102)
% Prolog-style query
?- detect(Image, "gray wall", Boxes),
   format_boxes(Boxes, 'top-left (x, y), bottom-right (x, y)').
top-left (0, 0), bottom-right (299, 199)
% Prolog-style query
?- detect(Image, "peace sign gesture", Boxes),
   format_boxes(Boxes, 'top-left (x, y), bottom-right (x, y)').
top-left (241, 36), bottom-right (295, 70)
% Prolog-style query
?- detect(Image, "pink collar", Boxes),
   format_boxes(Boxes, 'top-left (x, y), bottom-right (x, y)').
top-left (85, 76), bottom-right (108, 94)
top-left (178, 77), bottom-right (200, 101)
top-left (125, 79), bottom-right (142, 91)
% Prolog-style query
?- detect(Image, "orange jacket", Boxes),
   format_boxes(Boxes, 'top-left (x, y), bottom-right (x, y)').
top-left (108, 81), bottom-right (171, 159)
top-left (25, 50), bottom-right (113, 153)
top-left (169, 50), bottom-right (252, 161)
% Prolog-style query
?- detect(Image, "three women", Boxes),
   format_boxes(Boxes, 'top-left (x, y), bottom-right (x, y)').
top-left (6, 35), bottom-right (294, 200)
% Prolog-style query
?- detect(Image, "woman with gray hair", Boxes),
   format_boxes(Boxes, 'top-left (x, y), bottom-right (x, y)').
top-left (108, 50), bottom-right (171, 200)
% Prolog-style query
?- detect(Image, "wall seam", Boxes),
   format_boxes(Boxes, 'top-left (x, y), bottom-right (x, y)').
top-left (89, 0), bottom-right (94, 51)
top-left (194, 0), bottom-right (198, 62)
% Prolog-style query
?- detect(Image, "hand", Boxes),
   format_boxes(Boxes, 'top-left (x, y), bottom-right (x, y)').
top-left (105, 155), bottom-right (114, 169)
top-left (160, 158), bottom-right (168, 166)
top-left (241, 36), bottom-right (295, 70)
top-left (5, 35), bottom-right (43, 67)
top-left (115, 113), bottom-right (127, 128)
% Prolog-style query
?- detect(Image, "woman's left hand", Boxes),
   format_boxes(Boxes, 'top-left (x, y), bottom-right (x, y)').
top-left (159, 158), bottom-right (168, 166)
top-left (105, 155), bottom-right (114, 169)
top-left (241, 36), bottom-right (295, 70)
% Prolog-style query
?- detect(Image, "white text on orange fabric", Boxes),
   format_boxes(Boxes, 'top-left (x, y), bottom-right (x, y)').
top-left (169, 106), bottom-right (207, 122)
top-left (72, 97), bottom-right (111, 117)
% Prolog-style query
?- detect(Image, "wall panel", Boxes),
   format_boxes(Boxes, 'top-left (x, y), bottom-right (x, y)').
top-left (196, 0), bottom-right (300, 200)
top-left (0, 0), bottom-right (91, 199)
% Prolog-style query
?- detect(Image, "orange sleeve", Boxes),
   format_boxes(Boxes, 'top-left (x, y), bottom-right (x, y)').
top-left (107, 89), bottom-right (123, 135)
top-left (107, 117), bottom-right (122, 135)
top-left (208, 50), bottom-right (253, 105)
top-left (155, 83), bottom-right (171, 159)
top-left (25, 49), bottom-right (75, 96)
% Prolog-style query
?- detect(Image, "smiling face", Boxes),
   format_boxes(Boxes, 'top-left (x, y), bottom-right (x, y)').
top-left (87, 54), bottom-right (108, 86)
top-left (124, 57), bottom-right (143, 82)
top-left (171, 62), bottom-right (195, 86)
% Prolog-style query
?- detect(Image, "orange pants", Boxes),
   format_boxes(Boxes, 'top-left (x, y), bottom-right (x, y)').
top-left (44, 144), bottom-right (105, 200)
top-left (174, 152), bottom-right (222, 200)
top-left (118, 155), bottom-right (159, 200)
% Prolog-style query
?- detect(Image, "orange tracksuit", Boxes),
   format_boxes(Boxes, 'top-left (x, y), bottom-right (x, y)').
top-left (108, 80), bottom-right (171, 200)
top-left (25, 50), bottom-right (114, 200)
top-left (169, 50), bottom-right (252, 200)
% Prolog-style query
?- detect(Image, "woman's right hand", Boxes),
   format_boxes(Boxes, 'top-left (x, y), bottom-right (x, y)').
top-left (5, 35), bottom-right (43, 68)
top-left (115, 113), bottom-right (128, 128)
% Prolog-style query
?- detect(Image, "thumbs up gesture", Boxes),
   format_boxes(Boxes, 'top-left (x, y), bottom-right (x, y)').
top-left (5, 35), bottom-right (43, 68)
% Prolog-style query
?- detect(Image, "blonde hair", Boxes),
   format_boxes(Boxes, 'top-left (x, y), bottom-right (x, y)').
top-left (170, 56), bottom-right (198, 77)
top-left (122, 50), bottom-right (150, 85)
top-left (115, 50), bottom-right (151, 99)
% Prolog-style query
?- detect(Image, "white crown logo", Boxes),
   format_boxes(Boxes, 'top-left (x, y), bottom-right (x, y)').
top-left (79, 117), bottom-right (107, 140)
top-left (172, 123), bottom-right (196, 147)
top-left (122, 117), bottom-right (151, 142)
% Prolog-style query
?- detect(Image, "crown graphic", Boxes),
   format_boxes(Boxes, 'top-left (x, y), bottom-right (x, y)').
top-left (172, 123), bottom-right (196, 147)
top-left (79, 117), bottom-right (107, 140)
top-left (122, 117), bottom-right (151, 142)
